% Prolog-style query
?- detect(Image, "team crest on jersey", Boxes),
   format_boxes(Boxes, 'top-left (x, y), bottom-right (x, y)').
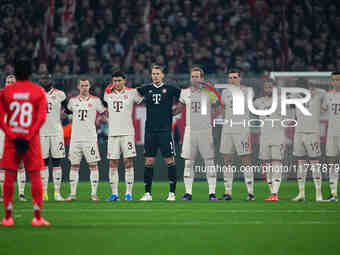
top-left (88, 103), bottom-right (92, 108)
top-left (162, 88), bottom-right (167, 94)
top-left (124, 95), bottom-right (128, 99)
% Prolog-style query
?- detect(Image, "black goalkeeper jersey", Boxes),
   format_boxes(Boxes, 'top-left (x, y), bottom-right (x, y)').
top-left (137, 83), bottom-right (181, 132)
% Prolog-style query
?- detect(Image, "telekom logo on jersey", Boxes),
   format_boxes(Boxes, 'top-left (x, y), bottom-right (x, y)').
top-left (201, 85), bottom-right (312, 116)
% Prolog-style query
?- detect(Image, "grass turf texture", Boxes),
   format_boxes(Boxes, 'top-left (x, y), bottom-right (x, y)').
top-left (0, 181), bottom-right (339, 255)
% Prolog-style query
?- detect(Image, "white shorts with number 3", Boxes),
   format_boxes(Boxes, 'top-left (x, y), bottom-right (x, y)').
top-left (107, 135), bottom-right (136, 159)
top-left (69, 141), bottom-right (101, 164)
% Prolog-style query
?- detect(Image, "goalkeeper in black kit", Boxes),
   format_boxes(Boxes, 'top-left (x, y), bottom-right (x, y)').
top-left (137, 64), bottom-right (181, 201)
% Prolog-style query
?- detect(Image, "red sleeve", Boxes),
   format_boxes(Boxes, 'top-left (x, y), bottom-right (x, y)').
top-left (0, 90), bottom-right (15, 140)
top-left (27, 87), bottom-right (48, 140)
top-left (105, 83), bottom-right (115, 93)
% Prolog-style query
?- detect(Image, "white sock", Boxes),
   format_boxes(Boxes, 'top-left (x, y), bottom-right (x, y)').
top-left (272, 163), bottom-right (282, 195)
top-left (297, 163), bottom-right (306, 197)
top-left (125, 167), bottom-right (134, 195)
top-left (109, 168), bottom-right (119, 195)
top-left (17, 168), bottom-right (26, 195)
top-left (329, 164), bottom-right (339, 197)
top-left (244, 167), bottom-right (254, 195)
top-left (223, 164), bottom-right (233, 195)
top-left (310, 161), bottom-right (321, 199)
top-left (264, 163), bottom-right (273, 194)
top-left (0, 170), bottom-right (5, 197)
top-left (69, 168), bottom-right (79, 196)
top-left (205, 159), bottom-right (216, 194)
top-left (41, 167), bottom-right (49, 194)
top-left (90, 167), bottom-right (99, 196)
top-left (53, 166), bottom-right (62, 194)
top-left (183, 160), bottom-right (194, 195)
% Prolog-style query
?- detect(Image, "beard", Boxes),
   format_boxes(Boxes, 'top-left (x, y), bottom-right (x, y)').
top-left (264, 91), bottom-right (272, 97)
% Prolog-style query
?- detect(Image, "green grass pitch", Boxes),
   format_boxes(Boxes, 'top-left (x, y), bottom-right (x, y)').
top-left (0, 181), bottom-right (339, 255)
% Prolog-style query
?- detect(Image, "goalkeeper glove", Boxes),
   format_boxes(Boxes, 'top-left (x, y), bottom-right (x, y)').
top-left (13, 138), bottom-right (30, 156)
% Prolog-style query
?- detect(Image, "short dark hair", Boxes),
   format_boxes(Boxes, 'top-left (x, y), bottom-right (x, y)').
top-left (78, 76), bottom-right (90, 85)
top-left (112, 71), bottom-right (127, 79)
top-left (190, 66), bottom-right (204, 78)
top-left (14, 59), bottom-right (31, 81)
top-left (331, 71), bottom-right (340, 76)
top-left (228, 69), bottom-right (241, 76)
top-left (151, 64), bottom-right (165, 73)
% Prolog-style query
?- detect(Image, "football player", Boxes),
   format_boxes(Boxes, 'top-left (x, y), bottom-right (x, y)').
top-left (104, 71), bottom-right (143, 201)
top-left (65, 78), bottom-right (105, 201)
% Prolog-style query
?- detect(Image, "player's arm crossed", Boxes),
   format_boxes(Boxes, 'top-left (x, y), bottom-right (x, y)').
top-left (61, 97), bottom-right (73, 115)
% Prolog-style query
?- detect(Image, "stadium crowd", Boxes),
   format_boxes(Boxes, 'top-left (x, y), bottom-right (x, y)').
top-left (0, 0), bottom-right (339, 79)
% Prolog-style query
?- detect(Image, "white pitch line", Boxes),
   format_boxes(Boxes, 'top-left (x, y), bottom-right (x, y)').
top-left (16, 209), bottom-right (340, 213)
top-left (46, 222), bottom-right (340, 226)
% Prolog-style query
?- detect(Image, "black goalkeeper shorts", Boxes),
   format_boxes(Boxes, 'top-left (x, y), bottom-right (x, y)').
top-left (144, 131), bottom-right (176, 157)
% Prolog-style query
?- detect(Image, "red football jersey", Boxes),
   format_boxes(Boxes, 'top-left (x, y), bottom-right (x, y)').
top-left (0, 80), bottom-right (47, 141)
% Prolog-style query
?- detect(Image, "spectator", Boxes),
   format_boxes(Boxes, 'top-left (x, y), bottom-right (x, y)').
top-left (0, 0), bottom-right (337, 81)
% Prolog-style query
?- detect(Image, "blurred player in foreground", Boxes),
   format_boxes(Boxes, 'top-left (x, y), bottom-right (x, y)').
top-left (65, 78), bottom-right (105, 201)
top-left (39, 72), bottom-right (67, 201)
top-left (0, 59), bottom-right (50, 226)
top-left (104, 71), bottom-right (143, 201)
top-left (0, 74), bottom-right (27, 202)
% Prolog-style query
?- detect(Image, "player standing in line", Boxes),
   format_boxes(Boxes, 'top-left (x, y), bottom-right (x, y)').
top-left (322, 71), bottom-right (340, 202)
top-left (65, 78), bottom-right (105, 201)
top-left (254, 79), bottom-right (285, 201)
top-left (137, 64), bottom-right (181, 201)
top-left (177, 67), bottom-right (217, 201)
top-left (0, 59), bottom-right (50, 226)
top-left (104, 71), bottom-right (143, 201)
top-left (292, 81), bottom-right (325, 202)
top-left (219, 70), bottom-right (255, 201)
top-left (0, 74), bottom-right (27, 202)
top-left (38, 72), bottom-right (67, 201)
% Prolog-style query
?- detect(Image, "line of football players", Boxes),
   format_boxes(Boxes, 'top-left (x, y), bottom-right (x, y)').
top-left (1, 70), bottom-right (339, 202)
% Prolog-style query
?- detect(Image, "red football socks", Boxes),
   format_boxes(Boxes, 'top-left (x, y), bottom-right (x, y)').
top-left (30, 171), bottom-right (43, 219)
top-left (3, 171), bottom-right (16, 219)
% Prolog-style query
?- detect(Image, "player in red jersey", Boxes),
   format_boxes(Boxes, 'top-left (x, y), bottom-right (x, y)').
top-left (0, 60), bottom-right (50, 226)
top-left (0, 74), bottom-right (28, 202)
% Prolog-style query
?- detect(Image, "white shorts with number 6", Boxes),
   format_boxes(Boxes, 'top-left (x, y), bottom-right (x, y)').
top-left (107, 135), bottom-right (136, 159)
top-left (40, 135), bottom-right (65, 159)
top-left (69, 141), bottom-right (101, 164)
